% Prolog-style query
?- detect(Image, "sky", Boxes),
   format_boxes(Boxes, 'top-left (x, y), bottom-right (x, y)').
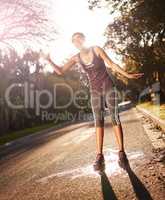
top-left (44, 0), bottom-right (122, 71)
top-left (0, 0), bottom-right (122, 72)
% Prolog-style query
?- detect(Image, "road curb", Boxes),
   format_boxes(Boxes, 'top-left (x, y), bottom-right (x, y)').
top-left (0, 117), bottom-right (94, 158)
top-left (136, 106), bottom-right (165, 132)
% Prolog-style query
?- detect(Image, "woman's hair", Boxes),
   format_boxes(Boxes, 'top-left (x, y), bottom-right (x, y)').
top-left (72, 32), bottom-right (85, 40)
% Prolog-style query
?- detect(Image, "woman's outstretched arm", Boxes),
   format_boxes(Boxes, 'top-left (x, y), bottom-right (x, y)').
top-left (95, 46), bottom-right (143, 79)
top-left (43, 54), bottom-right (77, 75)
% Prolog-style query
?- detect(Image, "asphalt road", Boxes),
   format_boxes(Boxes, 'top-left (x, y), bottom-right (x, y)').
top-left (0, 108), bottom-right (164, 200)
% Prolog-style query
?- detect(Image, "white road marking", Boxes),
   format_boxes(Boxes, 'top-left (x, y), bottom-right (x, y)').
top-left (36, 150), bottom-right (144, 184)
top-left (62, 127), bottom-right (95, 146)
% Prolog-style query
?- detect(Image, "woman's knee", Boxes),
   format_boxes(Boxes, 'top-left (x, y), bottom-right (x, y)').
top-left (93, 111), bottom-right (104, 127)
top-left (110, 113), bottom-right (121, 126)
top-left (95, 119), bottom-right (104, 127)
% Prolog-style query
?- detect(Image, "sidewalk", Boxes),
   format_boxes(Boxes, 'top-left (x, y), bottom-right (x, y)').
top-left (136, 106), bottom-right (165, 132)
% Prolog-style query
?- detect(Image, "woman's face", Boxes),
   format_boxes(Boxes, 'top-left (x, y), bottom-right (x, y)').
top-left (72, 35), bottom-right (85, 50)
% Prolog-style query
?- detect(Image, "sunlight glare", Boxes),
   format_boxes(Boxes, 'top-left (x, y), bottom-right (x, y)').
top-left (48, 0), bottom-right (116, 65)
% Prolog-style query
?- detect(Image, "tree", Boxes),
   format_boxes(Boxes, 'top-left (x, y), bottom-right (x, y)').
top-left (0, 0), bottom-right (56, 48)
top-left (89, 0), bottom-right (165, 100)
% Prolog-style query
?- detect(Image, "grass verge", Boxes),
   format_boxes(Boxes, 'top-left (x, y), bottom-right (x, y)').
top-left (0, 122), bottom-right (55, 146)
top-left (138, 102), bottom-right (165, 120)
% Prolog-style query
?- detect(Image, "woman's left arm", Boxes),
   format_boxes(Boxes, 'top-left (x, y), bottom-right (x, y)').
top-left (95, 46), bottom-right (143, 79)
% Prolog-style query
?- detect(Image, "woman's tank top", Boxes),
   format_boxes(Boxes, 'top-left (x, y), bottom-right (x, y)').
top-left (78, 46), bottom-right (114, 92)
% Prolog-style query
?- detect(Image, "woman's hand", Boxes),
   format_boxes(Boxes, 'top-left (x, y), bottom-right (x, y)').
top-left (95, 47), bottom-right (144, 80)
top-left (40, 51), bottom-right (51, 61)
top-left (39, 51), bottom-right (76, 75)
top-left (39, 51), bottom-right (63, 75)
top-left (126, 73), bottom-right (144, 79)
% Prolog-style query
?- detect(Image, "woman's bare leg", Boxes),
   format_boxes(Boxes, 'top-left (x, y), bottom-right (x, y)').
top-left (105, 86), bottom-right (125, 152)
top-left (112, 124), bottom-right (124, 151)
top-left (113, 123), bottom-right (129, 169)
top-left (91, 91), bottom-right (105, 170)
top-left (95, 126), bottom-right (104, 154)
top-left (93, 126), bottom-right (105, 171)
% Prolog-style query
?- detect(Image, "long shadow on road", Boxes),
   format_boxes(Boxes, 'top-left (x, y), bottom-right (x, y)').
top-left (99, 171), bottom-right (118, 200)
top-left (126, 164), bottom-right (154, 200)
top-left (99, 163), bottom-right (153, 200)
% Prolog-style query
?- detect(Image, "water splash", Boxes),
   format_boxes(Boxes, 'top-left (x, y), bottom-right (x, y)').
top-left (37, 149), bottom-right (144, 184)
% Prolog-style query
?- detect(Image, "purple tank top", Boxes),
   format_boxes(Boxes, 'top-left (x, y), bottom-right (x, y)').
top-left (78, 46), bottom-right (114, 91)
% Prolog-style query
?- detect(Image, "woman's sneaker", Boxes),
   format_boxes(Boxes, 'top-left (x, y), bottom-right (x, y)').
top-left (118, 150), bottom-right (129, 169)
top-left (93, 153), bottom-right (105, 171)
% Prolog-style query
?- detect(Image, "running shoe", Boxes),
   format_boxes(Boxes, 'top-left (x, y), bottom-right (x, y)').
top-left (118, 150), bottom-right (129, 169)
top-left (93, 153), bottom-right (105, 171)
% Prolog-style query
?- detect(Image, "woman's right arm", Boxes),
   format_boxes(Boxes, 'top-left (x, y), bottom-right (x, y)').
top-left (47, 55), bottom-right (77, 75)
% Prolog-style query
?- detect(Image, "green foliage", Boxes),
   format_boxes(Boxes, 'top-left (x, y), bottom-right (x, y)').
top-left (89, 0), bottom-right (165, 99)
top-left (0, 122), bottom-right (55, 145)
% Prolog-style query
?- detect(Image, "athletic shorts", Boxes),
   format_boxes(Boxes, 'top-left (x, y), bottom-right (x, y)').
top-left (90, 83), bottom-right (121, 127)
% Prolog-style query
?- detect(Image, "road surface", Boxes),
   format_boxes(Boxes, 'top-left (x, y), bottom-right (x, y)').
top-left (0, 108), bottom-right (164, 200)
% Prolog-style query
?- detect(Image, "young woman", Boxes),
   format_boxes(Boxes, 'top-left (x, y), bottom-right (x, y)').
top-left (44, 32), bottom-right (143, 171)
